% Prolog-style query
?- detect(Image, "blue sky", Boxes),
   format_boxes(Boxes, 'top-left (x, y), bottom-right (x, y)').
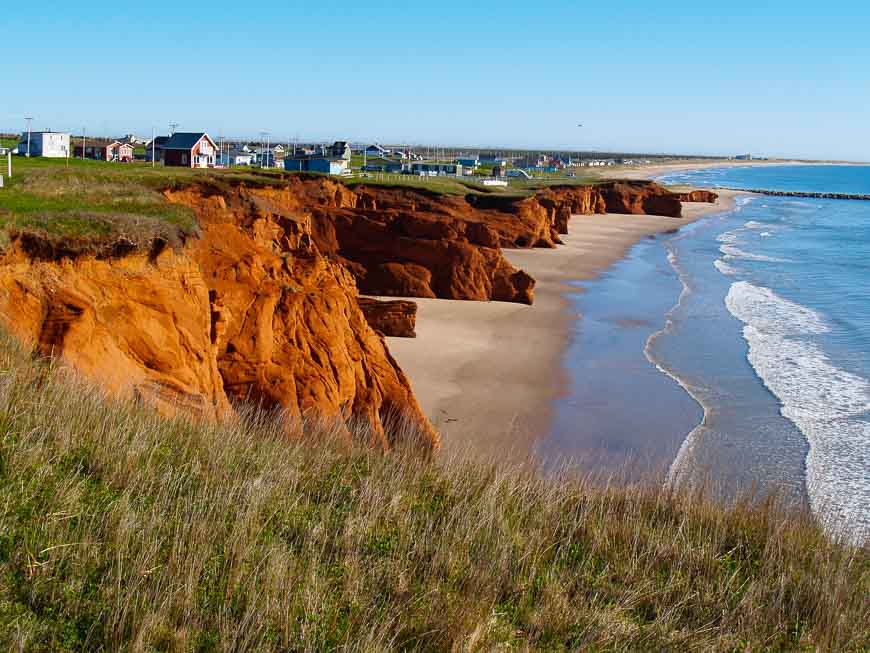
top-left (2, 1), bottom-right (868, 160)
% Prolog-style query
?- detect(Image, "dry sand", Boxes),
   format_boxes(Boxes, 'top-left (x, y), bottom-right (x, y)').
top-left (603, 159), bottom-right (799, 181)
top-left (387, 191), bottom-right (739, 459)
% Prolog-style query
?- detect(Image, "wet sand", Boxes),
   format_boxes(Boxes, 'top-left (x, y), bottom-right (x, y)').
top-left (387, 191), bottom-right (738, 459)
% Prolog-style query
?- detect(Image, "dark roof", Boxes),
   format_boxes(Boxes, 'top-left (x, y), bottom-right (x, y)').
top-left (162, 132), bottom-right (209, 150)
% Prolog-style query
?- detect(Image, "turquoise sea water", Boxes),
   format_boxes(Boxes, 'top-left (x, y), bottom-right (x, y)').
top-left (542, 165), bottom-right (870, 544)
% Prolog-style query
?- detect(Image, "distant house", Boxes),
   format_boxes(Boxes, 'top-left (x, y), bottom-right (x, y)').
top-left (456, 156), bottom-right (479, 169)
top-left (120, 133), bottom-right (149, 146)
top-left (366, 144), bottom-right (390, 157)
top-left (73, 140), bottom-right (134, 162)
top-left (329, 141), bottom-right (352, 162)
top-left (253, 144), bottom-right (285, 168)
top-left (17, 131), bottom-right (70, 158)
top-left (144, 136), bottom-right (170, 163)
top-left (223, 147), bottom-right (254, 166)
top-left (409, 162), bottom-right (462, 176)
top-left (162, 132), bottom-right (217, 168)
top-left (285, 152), bottom-right (350, 176)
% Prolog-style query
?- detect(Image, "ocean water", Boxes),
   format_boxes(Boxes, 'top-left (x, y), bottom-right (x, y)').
top-left (542, 165), bottom-right (870, 544)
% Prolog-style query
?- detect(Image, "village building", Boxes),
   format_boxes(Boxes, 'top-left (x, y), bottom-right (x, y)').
top-left (161, 132), bottom-right (217, 168)
top-left (284, 142), bottom-right (353, 176)
top-left (329, 141), bottom-right (352, 161)
top-left (408, 162), bottom-right (463, 176)
top-left (366, 144), bottom-right (390, 157)
top-left (17, 131), bottom-right (70, 158)
top-left (74, 140), bottom-right (134, 162)
top-left (456, 156), bottom-right (479, 169)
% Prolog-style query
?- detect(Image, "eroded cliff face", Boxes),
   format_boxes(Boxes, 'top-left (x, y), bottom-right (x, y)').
top-left (171, 177), bottom-right (689, 307)
top-left (0, 185), bottom-right (440, 451)
top-left (0, 242), bottom-right (230, 421)
top-left (0, 175), bottom-right (699, 452)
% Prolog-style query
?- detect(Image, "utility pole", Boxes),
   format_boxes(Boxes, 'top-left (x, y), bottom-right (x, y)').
top-left (7, 151), bottom-right (11, 178)
top-left (151, 126), bottom-right (156, 167)
top-left (169, 122), bottom-right (178, 136)
top-left (24, 116), bottom-right (33, 157)
top-left (81, 127), bottom-right (86, 160)
top-left (259, 130), bottom-right (270, 168)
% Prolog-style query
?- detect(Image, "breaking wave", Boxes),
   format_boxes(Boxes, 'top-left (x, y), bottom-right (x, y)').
top-left (725, 281), bottom-right (870, 543)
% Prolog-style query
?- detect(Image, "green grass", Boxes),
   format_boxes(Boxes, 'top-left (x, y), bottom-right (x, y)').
top-left (0, 329), bottom-right (867, 651)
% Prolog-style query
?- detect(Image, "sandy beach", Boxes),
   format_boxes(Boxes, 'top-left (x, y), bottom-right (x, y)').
top-left (387, 190), bottom-right (739, 459)
top-left (601, 159), bottom-right (800, 182)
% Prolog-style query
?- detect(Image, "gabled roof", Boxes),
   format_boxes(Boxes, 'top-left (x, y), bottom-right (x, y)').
top-left (162, 132), bottom-right (211, 150)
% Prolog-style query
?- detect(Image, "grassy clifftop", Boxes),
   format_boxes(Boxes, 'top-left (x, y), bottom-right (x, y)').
top-left (0, 159), bottom-right (607, 252)
top-left (0, 329), bottom-right (867, 651)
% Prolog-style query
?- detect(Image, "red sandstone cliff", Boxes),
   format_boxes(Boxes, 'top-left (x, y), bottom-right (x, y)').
top-left (0, 175), bottom-right (699, 451)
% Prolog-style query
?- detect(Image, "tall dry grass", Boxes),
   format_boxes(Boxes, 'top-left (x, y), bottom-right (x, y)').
top-left (0, 329), bottom-right (867, 652)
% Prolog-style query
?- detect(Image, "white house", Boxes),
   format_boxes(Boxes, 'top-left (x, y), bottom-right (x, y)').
top-left (18, 131), bottom-right (71, 158)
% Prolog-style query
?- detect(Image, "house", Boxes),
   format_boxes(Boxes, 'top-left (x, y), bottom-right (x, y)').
top-left (284, 154), bottom-right (350, 176)
top-left (223, 147), bottom-right (254, 166)
top-left (120, 133), bottom-right (149, 146)
top-left (161, 132), bottom-right (217, 168)
top-left (456, 156), bottom-right (479, 169)
top-left (17, 131), bottom-right (70, 157)
top-left (408, 162), bottom-right (462, 176)
top-left (329, 141), bottom-right (352, 161)
top-left (253, 144), bottom-right (284, 168)
top-left (366, 144), bottom-right (390, 157)
top-left (144, 136), bottom-right (170, 163)
top-left (73, 140), bottom-right (134, 162)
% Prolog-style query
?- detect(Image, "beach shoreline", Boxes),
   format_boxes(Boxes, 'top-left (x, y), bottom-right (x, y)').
top-left (387, 189), bottom-right (741, 459)
top-left (601, 159), bottom-right (802, 182)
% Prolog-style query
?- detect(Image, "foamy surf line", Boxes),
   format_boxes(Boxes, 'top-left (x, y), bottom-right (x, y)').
top-left (646, 234), bottom-right (712, 491)
top-left (725, 281), bottom-right (870, 544)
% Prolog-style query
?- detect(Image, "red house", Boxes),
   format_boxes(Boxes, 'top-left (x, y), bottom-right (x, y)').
top-left (161, 132), bottom-right (217, 168)
top-left (73, 140), bottom-right (134, 162)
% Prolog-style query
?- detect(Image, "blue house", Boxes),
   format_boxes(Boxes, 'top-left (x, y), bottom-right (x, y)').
top-left (285, 156), bottom-right (349, 176)
top-left (456, 156), bottom-right (479, 169)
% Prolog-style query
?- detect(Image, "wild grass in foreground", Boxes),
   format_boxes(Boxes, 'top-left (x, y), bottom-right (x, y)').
top-left (0, 331), bottom-right (867, 652)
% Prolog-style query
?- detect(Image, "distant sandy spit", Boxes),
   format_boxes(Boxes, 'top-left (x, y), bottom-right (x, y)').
top-left (602, 159), bottom-right (803, 181)
top-left (387, 191), bottom-right (739, 460)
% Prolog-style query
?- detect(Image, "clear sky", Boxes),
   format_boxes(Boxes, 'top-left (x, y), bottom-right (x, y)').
top-left (2, 1), bottom-right (868, 160)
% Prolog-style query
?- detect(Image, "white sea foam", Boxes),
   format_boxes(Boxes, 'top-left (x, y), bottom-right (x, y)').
top-left (716, 231), bottom-right (739, 244)
top-left (760, 232), bottom-right (772, 238)
top-left (725, 281), bottom-right (828, 336)
top-left (719, 244), bottom-right (788, 263)
top-left (713, 259), bottom-right (739, 276)
top-left (725, 281), bottom-right (870, 543)
top-left (744, 220), bottom-right (771, 230)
